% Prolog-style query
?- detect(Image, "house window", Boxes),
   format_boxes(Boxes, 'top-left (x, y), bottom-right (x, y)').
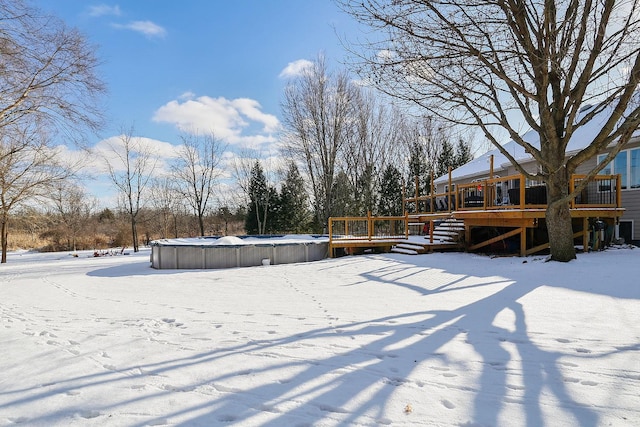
top-left (598, 147), bottom-right (640, 190)
top-left (632, 149), bottom-right (640, 188)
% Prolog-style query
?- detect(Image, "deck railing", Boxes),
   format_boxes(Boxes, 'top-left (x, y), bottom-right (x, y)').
top-left (404, 173), bottom-right (621, 214)
top-left (328, 212), bottom-right (409, 243)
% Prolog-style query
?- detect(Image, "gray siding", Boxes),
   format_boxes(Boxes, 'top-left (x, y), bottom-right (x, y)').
top-left (437, 138), bottom-right (640, 242)
top-left (581, 139), bottom-right (640, 242)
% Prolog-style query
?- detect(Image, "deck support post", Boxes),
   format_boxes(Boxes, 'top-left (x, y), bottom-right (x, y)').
top-left (583, 217), bottom-right (589, 252)
top-left (520, 227), bottom-right (527, 256)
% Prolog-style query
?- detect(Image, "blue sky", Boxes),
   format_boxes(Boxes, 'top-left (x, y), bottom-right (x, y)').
top-left (34, 0), bottom-right (358, 152)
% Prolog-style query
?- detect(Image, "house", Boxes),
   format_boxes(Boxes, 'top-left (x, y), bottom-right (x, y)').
top-left (433, 104), bottom-right (640, 246)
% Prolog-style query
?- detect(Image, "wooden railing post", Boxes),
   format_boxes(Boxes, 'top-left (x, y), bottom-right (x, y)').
top-left (414, 175), bottom-right (420, 213)
top-left (519, 176), bottom-right (525, 209)
top-left (430, 220), bottom-right (434, 244)
top-left (367, 211), bottom-right (372, 240)
top-left (405, 212), bottom-right (409, 239)
top-left (402, 183), bottom-right (406, 214)
top-left (328, 217), bottom-right (333, 258)
top-left (448, 167), bottom-right (453, 212)
top-left (430, 172), bottom-right (435, 214)
top-left (616, 174), bottom-right (622, 208)
top-left (483, 180), bottom-right (488, 209)
top-left (570, 175), bottom-right (576, 208)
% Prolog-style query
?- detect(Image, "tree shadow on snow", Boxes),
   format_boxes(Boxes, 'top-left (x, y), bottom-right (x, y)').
top-left (4, 252), bottom-right (638, 426)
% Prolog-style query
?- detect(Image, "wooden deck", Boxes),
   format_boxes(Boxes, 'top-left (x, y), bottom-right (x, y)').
top-left (329, 174), bottom-right (624, 257)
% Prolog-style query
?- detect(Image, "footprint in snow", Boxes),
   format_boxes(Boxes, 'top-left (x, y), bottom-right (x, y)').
top-left (79, 410), bottom-right (101, 419)
top-left (441, 399), bottom-right (456, 409)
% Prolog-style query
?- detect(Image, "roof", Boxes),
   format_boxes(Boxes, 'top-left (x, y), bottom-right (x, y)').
top-left (434, 99), bottom-right (640, 184)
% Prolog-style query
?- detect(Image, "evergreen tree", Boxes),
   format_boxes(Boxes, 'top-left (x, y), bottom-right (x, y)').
top-left (277, 162), bottom-right (311, 233)
top-left (436, 139), bottom-right (456, 177)
top-left (378, 165), bottom-right (403, 216)
top-left (407, 141), bottom-right (431, 211)
top-left (330, 171), bottom-right (357, 217)
top-left (245, 161), bottom-right (277, 234)
top-left (355, 164), bottom-right (378, 215)
top-left (454, 139), bottom-right (473, 168)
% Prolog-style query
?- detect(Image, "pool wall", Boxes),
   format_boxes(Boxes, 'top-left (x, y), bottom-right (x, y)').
top-left (150, 239), bottom-right (329, 269)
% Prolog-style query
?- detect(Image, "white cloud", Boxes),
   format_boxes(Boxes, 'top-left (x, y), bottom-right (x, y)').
top-left (153, 95), bottom-right (280, 149)
top-left (231, 98), bottom-right (280, 133)
top-left (279, 59), bottom-right (314, 78)
top-left (87, 4), bottom-right (121, 17)
top-left (179, 91), bottom-right (196, 101)
top-left (91, 135), bottom-right (179, 174)
top-left (112, 20), bottom-right (167, 38)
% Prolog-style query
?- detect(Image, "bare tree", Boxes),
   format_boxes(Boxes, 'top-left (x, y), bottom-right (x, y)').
top-left (281, 54), bottom-right (359, 231)
top-left (0, 0), bottom-right (104, 143)
top-left (341, 1), bottom-right (640, 261)
top-left (171, 132), bottom-right (224, 236)
top-left (0, 128), bottom-right (76, 262)
top-left (102, 126), bottom-right (158, 252)
top-left (149, 176), bottom-right (184, 239)
top-left (342, 91), bottom-right (405, 214)
top-left (49, 182), bottom-right (96, 251)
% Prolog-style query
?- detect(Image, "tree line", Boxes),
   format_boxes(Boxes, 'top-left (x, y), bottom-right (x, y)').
top-left (245, 58), bottom-right (474, 234)
top-left (0, 0), bottom-right (474, 259)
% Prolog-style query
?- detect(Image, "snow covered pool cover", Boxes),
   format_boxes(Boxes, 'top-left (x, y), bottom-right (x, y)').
top-left (150, 235), bottom-right (329, 269)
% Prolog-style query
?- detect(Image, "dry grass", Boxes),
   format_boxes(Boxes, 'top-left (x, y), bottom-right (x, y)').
top-left (7, 232), bottom-right (115, 252)
top-left (6, 232), bottom-right (51, 251)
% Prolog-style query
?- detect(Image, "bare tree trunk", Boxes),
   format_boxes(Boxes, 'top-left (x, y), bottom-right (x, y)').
top-left (198, 214), bottom-right (205, 237)
top-left (1, 214), bottom-right (8, 264)
top-left (546, 170), bottom-right (576, 262)
top-left (130, 215), bottom-right (139, 252)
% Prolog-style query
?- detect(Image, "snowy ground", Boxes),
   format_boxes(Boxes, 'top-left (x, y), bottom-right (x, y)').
top-left (0, 246), bottom-right (638, 426)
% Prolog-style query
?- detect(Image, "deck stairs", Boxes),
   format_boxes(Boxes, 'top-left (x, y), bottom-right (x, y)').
top-left (391, 218), bottom-right (465, 255)
top-left (428, 218), bottom-right (465, 244)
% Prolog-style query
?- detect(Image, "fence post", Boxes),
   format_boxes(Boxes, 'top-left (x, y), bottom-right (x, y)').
top-left (367, 211), bottom-right (372, 240)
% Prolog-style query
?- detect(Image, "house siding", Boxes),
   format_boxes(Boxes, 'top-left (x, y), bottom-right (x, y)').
top-left (585, 139), bottom-right (640, 243)
top-left (435, 138), bottom-right (640, 244)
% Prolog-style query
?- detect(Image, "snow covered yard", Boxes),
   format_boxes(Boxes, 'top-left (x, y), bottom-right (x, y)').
top-left (0, 247), bottom-right (638, 426)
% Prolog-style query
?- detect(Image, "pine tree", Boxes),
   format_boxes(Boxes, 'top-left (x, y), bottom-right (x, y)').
top-left (454, 139), bottom-right (473, 168)
top-left (245, 161), bottom-right (277, 235)
top-left (355, 164), bottom-right (378, 215)
top-left (277, 162), bottom-right (311, 233)
top-left (436, 139), bottom-right (456, 177)
top-left (330, 172), bottom-right (357, 217)
top-left (407, 141), bottom-right (431, 211)
top-left (378, 165), bottom-right (403, 216)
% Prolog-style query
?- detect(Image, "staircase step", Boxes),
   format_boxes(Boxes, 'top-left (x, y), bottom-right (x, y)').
top-left (391, 247), bottom-right (419, 255)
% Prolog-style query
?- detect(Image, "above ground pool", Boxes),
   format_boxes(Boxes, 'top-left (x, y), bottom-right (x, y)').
top-left (150, 235), bottom-right (329, 269)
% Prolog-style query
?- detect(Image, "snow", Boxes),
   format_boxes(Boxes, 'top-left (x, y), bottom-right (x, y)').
top-left (1, 246), bottom-right (639, 426)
